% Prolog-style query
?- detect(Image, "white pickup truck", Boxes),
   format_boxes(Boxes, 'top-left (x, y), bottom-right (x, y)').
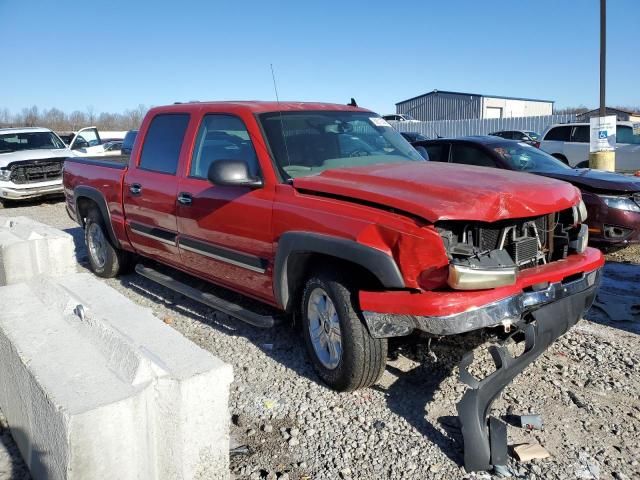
top-left (540, 121), bottom-right (640, 172)
top-left (0, 126), bottom-right (111, 203)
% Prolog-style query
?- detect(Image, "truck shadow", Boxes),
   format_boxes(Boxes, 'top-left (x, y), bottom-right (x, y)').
top-left (379, 334), bottom-right (486, 468)
top-left (585, 261), bottom-right (640, 335)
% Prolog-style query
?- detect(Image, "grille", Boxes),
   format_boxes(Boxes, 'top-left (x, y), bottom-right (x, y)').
top-left (8, 160), bottom-right (63, 184)
top-left (506, 237), bottom-right (539, 265)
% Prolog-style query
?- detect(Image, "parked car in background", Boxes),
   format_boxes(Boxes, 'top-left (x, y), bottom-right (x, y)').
top-left (0, 126), bottom-right (116, 204)
top-left (120, 130), bottom-right (138, 155)
top-left (400, 131), bottom-right (429, 143)
top-left (103, 141), bottom-right (123, 154)
top-left (412, 136), bottom-right (640, 247)
top-left (382, 113), bottom-right (420, 123)
top-left (540, 122), bottom-right (640, 172)
top-left (489, 130), bottom-right (541, 147)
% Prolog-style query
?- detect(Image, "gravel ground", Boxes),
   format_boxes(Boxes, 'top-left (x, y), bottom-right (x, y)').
top-left (0, 199), bottom-right (639, 480)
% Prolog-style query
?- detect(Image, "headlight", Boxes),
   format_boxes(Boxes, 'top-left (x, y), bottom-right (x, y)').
top-left (447, 263), bottom-right (517, 290)
top-left (600, 195), bottom-right (640, 213)
top-left (573, 198), bottom-right (588, 223)
top-left (0, 169), bottom-right (11, 181)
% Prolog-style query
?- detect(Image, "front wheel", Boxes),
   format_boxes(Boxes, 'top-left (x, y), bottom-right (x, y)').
top-left (301, 270), bottom-right (387, 392)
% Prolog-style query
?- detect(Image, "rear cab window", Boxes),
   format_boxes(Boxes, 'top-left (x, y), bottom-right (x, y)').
top-left (139, 114), bottom-right (190, 174)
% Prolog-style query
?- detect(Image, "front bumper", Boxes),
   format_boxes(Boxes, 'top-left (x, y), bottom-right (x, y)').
top-left (363, 268), bottom-right (601, 337)
top-left (0, 180), bottom-right (63, 200)
top-left (457, 270), bottom-right (600, 471)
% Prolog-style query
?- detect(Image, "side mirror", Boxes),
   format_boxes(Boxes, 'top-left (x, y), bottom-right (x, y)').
top-left (207, 159), bottom-right (263, 188)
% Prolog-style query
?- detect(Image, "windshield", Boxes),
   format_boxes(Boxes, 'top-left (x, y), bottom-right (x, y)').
top-left (493, 142), bottom-right (571, 172)
top-left (0, 131), bottom-right (66, 153)
top-left (259, 111), bottom-right (424, 179)
top-left (524, 131), bottom-right (540, 140)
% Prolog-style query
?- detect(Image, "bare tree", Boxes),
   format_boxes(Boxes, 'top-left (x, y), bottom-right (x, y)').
top-left (86, 105), bottom-right (95, 125)
top-left (0, 108), bottom-right (11, 127)
top-left (20, 105), bottom-right (40, 127)
top-left (42, 107), bottom-right (67, 131)
top-left (68, 110), bottom-right (87, 131)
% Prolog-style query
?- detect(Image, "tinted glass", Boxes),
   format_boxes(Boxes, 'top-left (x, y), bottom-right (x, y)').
top-left (0, 131), bottom-right (65, 153)
top-left (190, 115), bottom-right (259, 178)
top-left (617, 126), bottom-right (640, 145)
top-left (259, 111), bottom-right (424, 179)
top-left (524, 131), bottom-right (540, 140)
top-left (122, 130), bottom-right (138, 151)
top-left (544, 126), bottom-right (571, 141)
top-left (450, 144), bottom-right (496, 167)
top-left (139, 114), bottom-right (189, 174)
top-left (571, 126), bottom-right (589, 143)
top-left (493, 142), bottom-right (571, 172)
top-left (425, 144), bottom-right (447, 162)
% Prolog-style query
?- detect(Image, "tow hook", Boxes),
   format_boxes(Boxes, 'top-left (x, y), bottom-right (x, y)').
top-left (455, 292), bottom-right (592, 472)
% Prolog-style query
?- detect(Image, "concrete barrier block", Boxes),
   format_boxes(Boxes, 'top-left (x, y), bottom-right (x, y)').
top-left (0, 273), bottom-right (233, 480)
top-left (0, 216), bottom-right (76, 285)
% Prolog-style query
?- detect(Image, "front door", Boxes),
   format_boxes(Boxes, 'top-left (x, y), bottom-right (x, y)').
top-left (176, 113), bottom-right (275, 302)
top-left (123, 112), bottom-right (191, 265)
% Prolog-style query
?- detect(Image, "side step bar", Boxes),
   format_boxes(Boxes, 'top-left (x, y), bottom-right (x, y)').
top-left (135, 264), bottom-right (276, 328)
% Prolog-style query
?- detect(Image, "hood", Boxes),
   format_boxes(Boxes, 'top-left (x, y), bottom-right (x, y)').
top-left (534, 168), bottom-right (640, 193)
top-left (292, 162), bottom-right (581, 223)
top-left (0, 148), bottom-right (70, 167)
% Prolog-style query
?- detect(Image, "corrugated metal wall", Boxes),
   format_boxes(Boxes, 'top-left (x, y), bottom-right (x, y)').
top-left (390, 114), bottom-right (577, 138)
top-left (396, 92), bottom-right (482, 121)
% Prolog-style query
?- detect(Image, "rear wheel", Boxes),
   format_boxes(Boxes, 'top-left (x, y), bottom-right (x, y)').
top-left (301, 269), bottom-right (387, 392)
top-left (84, 208), bottom-right (132, 278)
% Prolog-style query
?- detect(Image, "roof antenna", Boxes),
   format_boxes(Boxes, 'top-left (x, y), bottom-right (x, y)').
top-left (270, 63), bottom-right (292, 170)
top-left (348, 98), bottom-right (358, 107)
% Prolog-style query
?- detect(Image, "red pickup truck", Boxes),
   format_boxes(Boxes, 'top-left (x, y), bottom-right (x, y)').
top-left (63, 101), bottom-right (603, 471)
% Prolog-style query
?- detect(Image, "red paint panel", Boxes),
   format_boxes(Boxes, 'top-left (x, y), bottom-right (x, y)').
top-left (293, 161), bottom-right (581, 223)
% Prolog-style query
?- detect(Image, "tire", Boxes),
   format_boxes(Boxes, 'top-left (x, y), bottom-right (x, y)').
top-left (301, 269), bottom-right (387, 392)
top-left (84, 208), bottom-right (131, 278)
top-left (552, 154), bottom-right (569, 165)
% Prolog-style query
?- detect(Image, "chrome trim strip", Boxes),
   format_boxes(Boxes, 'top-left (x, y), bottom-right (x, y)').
top-left (133, 229), bottom-right (177, 247)
top-left (179, 243), bottom-right (266, 274)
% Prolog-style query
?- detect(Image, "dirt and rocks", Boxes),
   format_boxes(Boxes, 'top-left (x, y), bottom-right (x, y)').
top-left (0, 199), bottom-right (639, 480)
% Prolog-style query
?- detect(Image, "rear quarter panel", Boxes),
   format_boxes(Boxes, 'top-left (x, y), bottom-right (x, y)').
top-left (63, 156), bottom-right (129, 246)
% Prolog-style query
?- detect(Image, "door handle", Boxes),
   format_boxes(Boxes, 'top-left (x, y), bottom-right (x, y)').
top-left (129, 183), bottom-right (142, 195)
top-left (177, 192), bottom-right (192, 205)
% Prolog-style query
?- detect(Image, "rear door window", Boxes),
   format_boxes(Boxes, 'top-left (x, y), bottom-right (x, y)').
top-left (570, 126), bottom-right (589, 143)
top-left (139, 114), bottom-right (190, 174)
top-left (450, 143), bottom-right (497, 167)
top-left (544, 126), bottom-right (571, 141)
top-left (424, 144), bottom-right (449, 162)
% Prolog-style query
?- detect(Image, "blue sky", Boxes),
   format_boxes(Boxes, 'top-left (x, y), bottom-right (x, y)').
top-left (1, 0), bottom-right (638, 115)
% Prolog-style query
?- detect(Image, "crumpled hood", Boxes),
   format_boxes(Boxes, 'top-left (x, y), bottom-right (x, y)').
top-left (293, 162), bottom-right (581, 223)
top-left (535, 168), bottom-right (640, 193)
top-left (0, 148), bottom-right (71, 167)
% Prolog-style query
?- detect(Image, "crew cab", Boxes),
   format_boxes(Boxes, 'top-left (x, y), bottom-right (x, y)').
top-left (0, 126), bottom-right (114, 203)
top-left (64, 101), bottom-right (604, 472)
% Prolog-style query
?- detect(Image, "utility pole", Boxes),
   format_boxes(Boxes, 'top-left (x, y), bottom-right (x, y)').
top-left (590, 0), bottom-right (615, 170)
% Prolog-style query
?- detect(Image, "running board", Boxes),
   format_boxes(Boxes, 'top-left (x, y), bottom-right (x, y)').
top-left (134, 264), bottom-right (276, 328)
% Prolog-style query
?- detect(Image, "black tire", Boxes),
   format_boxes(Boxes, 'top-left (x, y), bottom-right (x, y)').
top-left (84, 208), bottom-right (132, 278)
top-left (301, 269), bottom-right (387, 392)
top-left (552, 153), bottom-right (569, 165)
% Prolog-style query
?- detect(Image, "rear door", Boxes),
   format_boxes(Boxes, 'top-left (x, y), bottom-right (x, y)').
top-left (564, 125), bottom-right (590, 166)
top-left (123, 112), bottom-right (191, 265)
top-left (176, 112), bottom-right (275, 302)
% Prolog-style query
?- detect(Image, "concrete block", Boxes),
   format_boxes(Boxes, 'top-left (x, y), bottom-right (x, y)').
top-left (0, 216), bottom-right (76, 285)
top-left (0, 273), bottom-right (233, 480)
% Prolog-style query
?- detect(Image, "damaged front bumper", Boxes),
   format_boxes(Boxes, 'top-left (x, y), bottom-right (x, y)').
top-left (457, 269), bottom-right (600, 471)
top-left (362, 268), bottom-right (601, 338)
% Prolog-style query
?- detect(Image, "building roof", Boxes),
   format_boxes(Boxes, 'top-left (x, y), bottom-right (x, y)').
top-left (578, 107), bottom-right (639, 116)
top-left (395, 89), bottom-right (555, 106)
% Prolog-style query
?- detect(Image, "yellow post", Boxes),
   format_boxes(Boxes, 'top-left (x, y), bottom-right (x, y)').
top-left (588, 150), bottom-right (615, 171)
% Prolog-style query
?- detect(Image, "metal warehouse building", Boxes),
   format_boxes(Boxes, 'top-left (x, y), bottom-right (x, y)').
top-left (396, 89), bottom-right (554, 121)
